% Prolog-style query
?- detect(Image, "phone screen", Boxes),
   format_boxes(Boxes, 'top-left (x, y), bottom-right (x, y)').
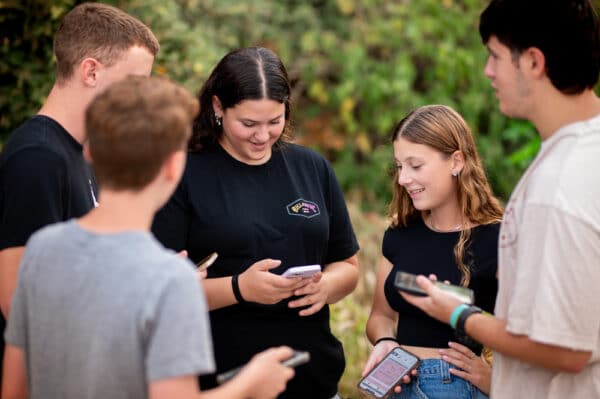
top-left (358, 347), bottom-right (419, 398)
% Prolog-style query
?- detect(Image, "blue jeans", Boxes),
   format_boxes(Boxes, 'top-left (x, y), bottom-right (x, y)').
top-left (390, 359), bottom-right (488, 399)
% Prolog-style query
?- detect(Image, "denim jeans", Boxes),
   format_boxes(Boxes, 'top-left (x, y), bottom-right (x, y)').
top-left (389, 359), bottom-right (488, 399)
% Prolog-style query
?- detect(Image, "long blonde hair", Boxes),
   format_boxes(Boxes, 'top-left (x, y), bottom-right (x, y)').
top-left (389, 105), bottom-right (503, 285)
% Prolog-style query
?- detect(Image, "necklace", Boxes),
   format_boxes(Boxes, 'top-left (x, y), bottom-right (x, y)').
top-left (428, 213), bottom-right (462, 232)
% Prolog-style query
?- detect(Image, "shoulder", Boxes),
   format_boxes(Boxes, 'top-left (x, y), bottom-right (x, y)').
top-left (279, 143), bottom-right (330, 167)
top-left (1, 117), bottom-right (70, 169)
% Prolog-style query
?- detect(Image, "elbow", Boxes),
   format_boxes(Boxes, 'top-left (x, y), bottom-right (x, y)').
top-left (557, 352), bottom-right (591, 373)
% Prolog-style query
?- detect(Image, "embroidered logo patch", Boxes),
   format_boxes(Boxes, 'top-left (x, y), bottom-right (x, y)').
top-left (286, 199), bottom-right (320, 219)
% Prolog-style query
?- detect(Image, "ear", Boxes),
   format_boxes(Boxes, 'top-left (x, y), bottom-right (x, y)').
top-left (450, 150), bottom-right (464, 176)
top-left (79, 57), bottom-right (101, 87)
top-left (212, 95), bottom-right (223, 117)
top-left (522, 47), bottom-right (546, 79)
top-left (83, 143), bottom-right (93, 163)
top-left (162, 150), bottom-right (186, 184)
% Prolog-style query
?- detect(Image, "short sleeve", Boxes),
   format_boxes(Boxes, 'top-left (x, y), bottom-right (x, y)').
top-left (506, 205), bottom-right (600, 351)
top-left (144, 265), bottom-right (215, 381)
top-left (151, 178), bottom-right (191, 252)
top-left (0, 147), bottom-right (67, 249)
top-left (323, 161), bottom-right (359, 264)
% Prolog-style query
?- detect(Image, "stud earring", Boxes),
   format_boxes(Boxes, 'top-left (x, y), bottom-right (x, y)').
top-left (215, 114), bottom-right (222, 126)
top-left (452, 171), bottom-right (459, 177)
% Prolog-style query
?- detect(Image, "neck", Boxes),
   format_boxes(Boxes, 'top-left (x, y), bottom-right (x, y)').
top-left (38, 82), bottom-right (93, 145)
top-left (78, 189), bottom-right (158, 233)
top-left (529, 88), bottom-right (600, 140)
top-left (426, 202), bottom-right (464, 232)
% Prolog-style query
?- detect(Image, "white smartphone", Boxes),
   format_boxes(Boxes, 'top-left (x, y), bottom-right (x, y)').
top-left (358, 347), bottom-right (420, 398)
top-left (216, 350), bottom-right (310, 384)
top-left (281, 264), bottom-right (321, 278)
top-left (394, 271), bottom-right (474, 304)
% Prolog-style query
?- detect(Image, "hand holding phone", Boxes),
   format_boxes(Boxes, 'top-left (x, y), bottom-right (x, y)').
top-left (216, 350), bottom-right (310, 384)
top-left (358, 347), bottom-right (420, 398)
top-left (281, 264), bottom-right (321, 279)
top-left (394, 271), bottom-right (474, 304)
top-left (195, 252), bottom-right (218, 271)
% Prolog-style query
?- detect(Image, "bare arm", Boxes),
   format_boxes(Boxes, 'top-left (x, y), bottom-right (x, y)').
top-left (288, 254), bottom-right (359, 316)
top-left (2, 344), bottom-right (28, 399)
top-left (0, 247), bottom-right (25, 319)
top-left (402, 276), bottom-right (591, 373)
top-left (202, 259), bottom-right (309, 311)
top-left (149, 347), bottom-right (294, 399)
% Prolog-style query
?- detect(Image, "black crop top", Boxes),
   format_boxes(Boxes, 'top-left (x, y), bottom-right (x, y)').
top-left (383, 216), bottom-right (499, 350)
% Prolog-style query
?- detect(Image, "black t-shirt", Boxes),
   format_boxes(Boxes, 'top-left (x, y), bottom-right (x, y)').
top-left (0, 115), bottom-right (98, 387)
top-left (152, 143), bottom-right (359, 399)
top-left (383, 217), bottom-right (499, 351)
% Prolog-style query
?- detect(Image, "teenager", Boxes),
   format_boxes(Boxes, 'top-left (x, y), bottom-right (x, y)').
top-left (152, 47), bottom-right (360, 399)
top-left (2, 76), bottom-right (295, 399)
top-left (363, 105), bottom-right (502, 398)
top-left (402, 1), bottom-right (600, 398)
top-left (0, 3), bottom-right (159, 386)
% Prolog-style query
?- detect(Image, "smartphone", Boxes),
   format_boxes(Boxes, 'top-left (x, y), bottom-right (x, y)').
top-left (358, 347), bottom-right (420, 398)
top-left (216, 350), bottom-right (310, 385)
top-left (394, 271), bottom-right (474, 304)
top-left (281, 264), bottom-right (321, 278)
top-left (195, 252), bottom-right (218, 271)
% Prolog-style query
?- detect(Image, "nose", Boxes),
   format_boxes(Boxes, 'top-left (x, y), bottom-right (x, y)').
top-left (397, 168), bottom-right (411, 186)
top-left (484, 56), bottom-right (494, 79)
top-left (254, 125), bottom-right (270, 141)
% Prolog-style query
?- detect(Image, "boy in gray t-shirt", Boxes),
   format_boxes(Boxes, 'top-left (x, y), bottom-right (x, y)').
top-left (2, 76), bottom-right (294, 399)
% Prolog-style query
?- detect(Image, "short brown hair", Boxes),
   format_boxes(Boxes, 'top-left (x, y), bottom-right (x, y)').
top-left (85, 76), bottom-right (198, 191)
top-left (54, 2), bottom-right (159, 83)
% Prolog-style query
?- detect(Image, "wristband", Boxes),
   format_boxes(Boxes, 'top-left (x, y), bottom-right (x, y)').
top-left (449, 303), bottom-right (469, 329)
top-left (456, 305), bottom-right (482, 336)
top-left (374, 337), bottom-right (397, 346)
top-left (231, 274), bottom-right (246, 304)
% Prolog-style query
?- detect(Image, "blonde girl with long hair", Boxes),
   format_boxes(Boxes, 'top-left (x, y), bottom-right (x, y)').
top-left (363, 105), bottom-right (502, 399)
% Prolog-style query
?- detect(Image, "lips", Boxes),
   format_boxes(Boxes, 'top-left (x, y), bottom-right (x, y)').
top-left (407, 188), bottom-right (424, 198)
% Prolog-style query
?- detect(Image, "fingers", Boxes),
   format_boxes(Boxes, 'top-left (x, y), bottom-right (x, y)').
top-left (177, 250), bottom-right (188, 259)
top-left (448, 367), bottom-right (472, 382)
top-left (447, 341), bottom-right (471, 355)
top-left (252, 258), bottom-right (282, 271)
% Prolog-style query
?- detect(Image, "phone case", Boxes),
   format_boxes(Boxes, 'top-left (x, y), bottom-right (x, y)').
top-left (358, 347), bottom-right (420, 398)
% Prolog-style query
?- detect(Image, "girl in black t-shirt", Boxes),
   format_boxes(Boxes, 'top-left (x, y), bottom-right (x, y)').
top-left (363, 105), bottom-right (503, 399)
top-left (153, 47), bottom-right (359, 399)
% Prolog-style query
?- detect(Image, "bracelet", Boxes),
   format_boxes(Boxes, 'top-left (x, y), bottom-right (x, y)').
top-left (449, 303), bottom-right (469, 329)
top-left (374, 337), bottom-right (397, 346)
top-left (456, 305), bottom-right (482, 336)
top-left (231, 274), bottom-right (246, 304)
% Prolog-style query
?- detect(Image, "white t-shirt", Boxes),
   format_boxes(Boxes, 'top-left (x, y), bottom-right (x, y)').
top-left (492, 114), bottom-right (600, 398)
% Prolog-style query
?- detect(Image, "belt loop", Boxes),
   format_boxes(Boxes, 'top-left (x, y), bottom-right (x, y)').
top-left (441, 358), bottom-right (452, 384)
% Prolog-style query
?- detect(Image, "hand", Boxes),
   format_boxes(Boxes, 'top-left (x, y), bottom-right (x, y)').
top-left (439, 341), bottom-right (491, 395)
top-left (287, 272), bottom-right (328, 316)
top-left (239, 259), bottom-right (309, 304)
top-left (399, 275), bottom-right (462, 325)
top-left (361, 341), bottom-right (416, 394)
top-left (236, 346), bottom-right (295, 399)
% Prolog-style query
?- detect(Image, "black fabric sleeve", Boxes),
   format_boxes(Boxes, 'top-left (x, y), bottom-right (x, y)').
top-left (323, 159), bottom-right (359, 264)
top-left (151, 178), bottom-right (191, 252)
top-left (0, 147), bottom-right (67, 249)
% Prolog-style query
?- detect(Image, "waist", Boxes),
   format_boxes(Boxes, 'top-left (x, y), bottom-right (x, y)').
top-left (401, 345), bottom-right (442, 359)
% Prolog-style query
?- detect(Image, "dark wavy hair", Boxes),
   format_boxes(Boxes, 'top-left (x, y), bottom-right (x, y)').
top-left (479, 0), bottom-right (600, 94)
top-left (189, 47), bottom-right (292, 152)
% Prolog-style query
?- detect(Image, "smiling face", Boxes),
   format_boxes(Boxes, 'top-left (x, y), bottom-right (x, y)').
top-left (393, 136), bottom-right (459, 212)
top-left (215, 98), bottom-right (286, 165)
top-left (484, 36), bottom-right (532, 118)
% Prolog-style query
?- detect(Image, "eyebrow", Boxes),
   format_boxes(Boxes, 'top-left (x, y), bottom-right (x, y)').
top-left (240, 114), bottom-right (285, 123)
top-left (395, 156), bottom-right (423, 163)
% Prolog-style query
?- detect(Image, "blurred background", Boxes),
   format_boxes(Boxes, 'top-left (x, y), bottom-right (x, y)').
top-left (3, 0), bottom-right (595, 397)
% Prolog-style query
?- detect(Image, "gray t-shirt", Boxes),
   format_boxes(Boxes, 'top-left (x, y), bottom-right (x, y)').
top-left (5, 220), bottom-right (215, 399)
